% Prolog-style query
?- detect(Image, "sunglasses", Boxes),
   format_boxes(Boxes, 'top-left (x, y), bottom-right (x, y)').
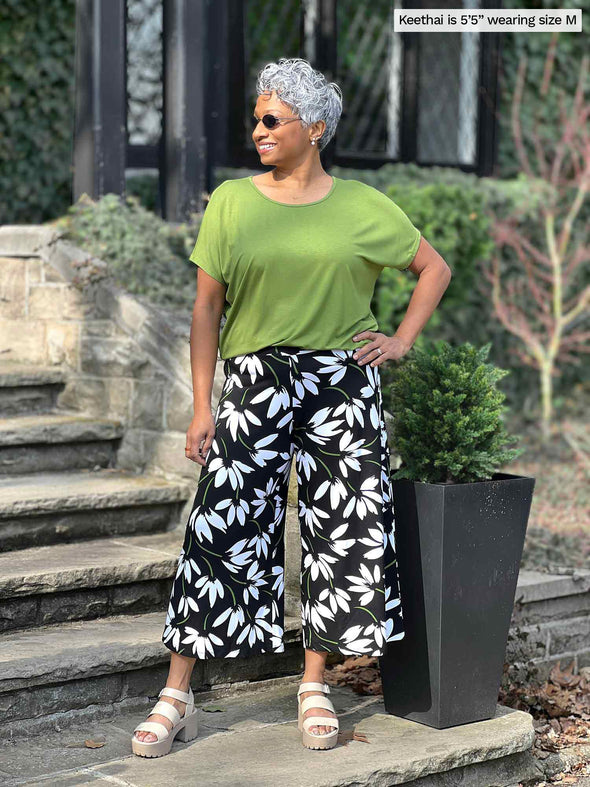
top-left (250, 114), bottom-right (302, 130)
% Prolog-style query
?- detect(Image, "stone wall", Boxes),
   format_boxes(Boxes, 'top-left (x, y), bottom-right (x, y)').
top-left (0, 225), bottom-right (223, 481)
top-left (507, 567), bottom-right (590, 683)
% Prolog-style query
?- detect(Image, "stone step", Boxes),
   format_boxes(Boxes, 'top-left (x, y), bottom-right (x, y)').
top-left (0, 610), bottom-right (303, 737)
top-left (0, 685), bottom-right (539, 787)
top-left (0, 411), bottom-right (124, 475)
top-left (0, 530), bottom-right (185, 633)
top-left (0, 361), bottom-right (67, 416)
top-left (0, 467), bottom-right (191, 551)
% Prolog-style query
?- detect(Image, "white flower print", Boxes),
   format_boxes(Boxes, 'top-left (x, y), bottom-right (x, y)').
top-left (178, 594), bottom-right (200, 616)
top-left (380, 466), bottom-right (393, 505)
top-left (217, 399), bottom-right (262, 440)
top-left (235, 604), bottom-right (276, 647)
top-left (250, 432), bottom-right (281, 467)
top-left (360, 381), bottom-right (377, 399)
top-left (385, 626), bottom-right (405, 643)
top-left (314, 351), bottom-right (351, 385)
top-left (208, 454), bottom-right (256, 490)
top-left (188, 505), bottom-right (229, 544)
top-left (292, 370), bottom-right (321, 401)
top-left (213, 496), bottom-right (250, 527)
top-left (222, 537), bottom-right (255, 574)
top-left (233, 353), bottom-right (265, 383)
top-left (296, 447), bottom-right (318, 481)
top-left (337, 430), bottom-right (372, 477)
top-left (267, 623), bottom-right (286, 651)
top-left (163, 621), bottom-right (181, 652)
top-left (194, 574), bottom-right (225, 606)
top-left (252, 476), bottom-right (284, 520)
top-left (298, 499), bottom-right (330, 536)
top-left (278, 446), bottom-right (295, 477)
top-left (370, 400), bottom-right (381, 430)
top-left (385, 521), bottom-right (397, 553)
top-left (250, 383), bottom-right (291, 419)
top-left (358, 525), bottom-right (386, 561)
top-left (345, 562), bottom-right (382, 606)
top-left (212, 604), bottom-right (246, 636)
top-left (362, 620), bottom-right (387, 652)
top-left (242, 560), bottom-right (266, 605)
top-left (384, 583), bottom-right (402, 613)
top-left (342, 476), bottom-right (382, 519)
top-left (181, 626), bottom-right (224, 658)
top-left (314, 477), bottom-right (347, 510)
top-left (303, 549), bottom-right (339, 582)
top-left (318, 585), bottom-right (352, 615)
top-left (333, 396), bottom-right (367, 429)
top-left (175, 549), bottom-right (201, 584)
top-left (308, 596), bottom-right (336, 633)
top-left (271, 564), bottom-right (284, 594)
top-left (164, 600), bottom-right (175, 626)
top-left (248, 530), bottom-right (272, 560)
top-left (276, 408), bottom-right (294, 431)
top-left (305, 406), bottom-right (344, 447)
top-left (163, 346), bottom-right (405, 660)
top-left (339, 623), bottom-right (377, 654)
top-left (327, 523), bottom-right (356, 558)
top-left (268, 495), bottom-right (287, 536)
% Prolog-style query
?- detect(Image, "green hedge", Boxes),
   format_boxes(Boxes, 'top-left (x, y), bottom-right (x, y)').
top-left (50, 192), bottom-right (201, 313)
top-left (0, 0), bottom-right (76, 225)
top-left (2, 0), bottom-right (588, 224)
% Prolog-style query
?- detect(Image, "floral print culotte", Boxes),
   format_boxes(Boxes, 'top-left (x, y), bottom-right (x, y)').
top-left (162, 346), bottom-right (406, 659)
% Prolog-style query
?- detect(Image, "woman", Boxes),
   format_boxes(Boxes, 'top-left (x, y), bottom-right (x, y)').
top-left (132, 57), bottom-right (451, 757)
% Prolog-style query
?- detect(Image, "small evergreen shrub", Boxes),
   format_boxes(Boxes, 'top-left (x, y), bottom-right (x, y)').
top-left (390, 340), bottom-right (524, 484)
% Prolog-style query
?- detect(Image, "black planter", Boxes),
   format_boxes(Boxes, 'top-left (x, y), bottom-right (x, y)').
top-left (379, 471), bottom-right (535, 729)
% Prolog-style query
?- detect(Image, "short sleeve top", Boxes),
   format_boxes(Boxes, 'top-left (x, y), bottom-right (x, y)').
top-left (189, 175), bottom-right (421, 360)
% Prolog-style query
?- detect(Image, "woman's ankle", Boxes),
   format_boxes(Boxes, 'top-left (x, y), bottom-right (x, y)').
top-left (301, 672), bottom-right (325, 683)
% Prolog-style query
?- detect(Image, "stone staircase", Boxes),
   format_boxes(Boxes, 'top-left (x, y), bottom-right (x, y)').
top-left (0, 228), bottom-right (305, 738)
top-left (0, 353), bottom-right (304, 741)
top-left (0, 359), bottom-right (182, 735)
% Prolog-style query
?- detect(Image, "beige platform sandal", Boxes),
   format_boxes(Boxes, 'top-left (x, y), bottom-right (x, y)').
top-left (297, 681), bottom-right (339, 750)
top-left (132, 686), bottom-right (198, 758)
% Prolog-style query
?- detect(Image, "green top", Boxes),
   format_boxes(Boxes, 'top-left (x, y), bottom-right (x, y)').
top-left (189, 175), bottom-right (421, 360)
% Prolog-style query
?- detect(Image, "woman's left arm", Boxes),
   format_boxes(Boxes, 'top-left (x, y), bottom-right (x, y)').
top-left (352, 237), bottom-right (452, 367)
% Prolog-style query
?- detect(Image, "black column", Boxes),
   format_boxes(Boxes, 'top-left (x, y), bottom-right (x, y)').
top-left (206, 0), bottom-right (233, 178)
top-left (314, 0), bottom-right (338, 168)
top-left (477, 0), bottom-right (503, 177)
top-left (73, 0), bottom-right (127, 202)
top-left (161, 0), bottom-right (207, 221)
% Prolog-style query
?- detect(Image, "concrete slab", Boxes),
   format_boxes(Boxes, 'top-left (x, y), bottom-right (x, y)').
top-left (0, 468), bottom-right (189, 516)
top-left (0, 530), bottom-right (183, 598)
top-left (0, 361), bottom-right (66, 386)
top-left (0, 679), bottom-right (537, 787)
top-left (0, 412), bottom-right (124, 445)
top-left (0, 612), bottom-right (171, 690)
top-left (0, 610), bottom-right (301, 691)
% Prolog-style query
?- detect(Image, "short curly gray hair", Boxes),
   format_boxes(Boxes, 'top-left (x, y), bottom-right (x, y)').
top-left (255, 57), bottom-right (343, 152)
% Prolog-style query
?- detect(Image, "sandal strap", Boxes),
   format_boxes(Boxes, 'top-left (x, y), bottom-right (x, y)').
top-left (303, 716), bottom-right (339, 733)
top-left (300, 695), bottom-right (335, 714)
top-left (149, 700), bottom-right (181, 725)
top-left (297, 682), bottom-right (330, 696)
top-left (134, 721), bottom-right (169, 741)
top-left (159, 686), bottom-right (192, 704)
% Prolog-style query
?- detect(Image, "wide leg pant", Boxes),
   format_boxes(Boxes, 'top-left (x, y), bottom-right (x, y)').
top-left (162, 346), bottom-right (406, 659)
